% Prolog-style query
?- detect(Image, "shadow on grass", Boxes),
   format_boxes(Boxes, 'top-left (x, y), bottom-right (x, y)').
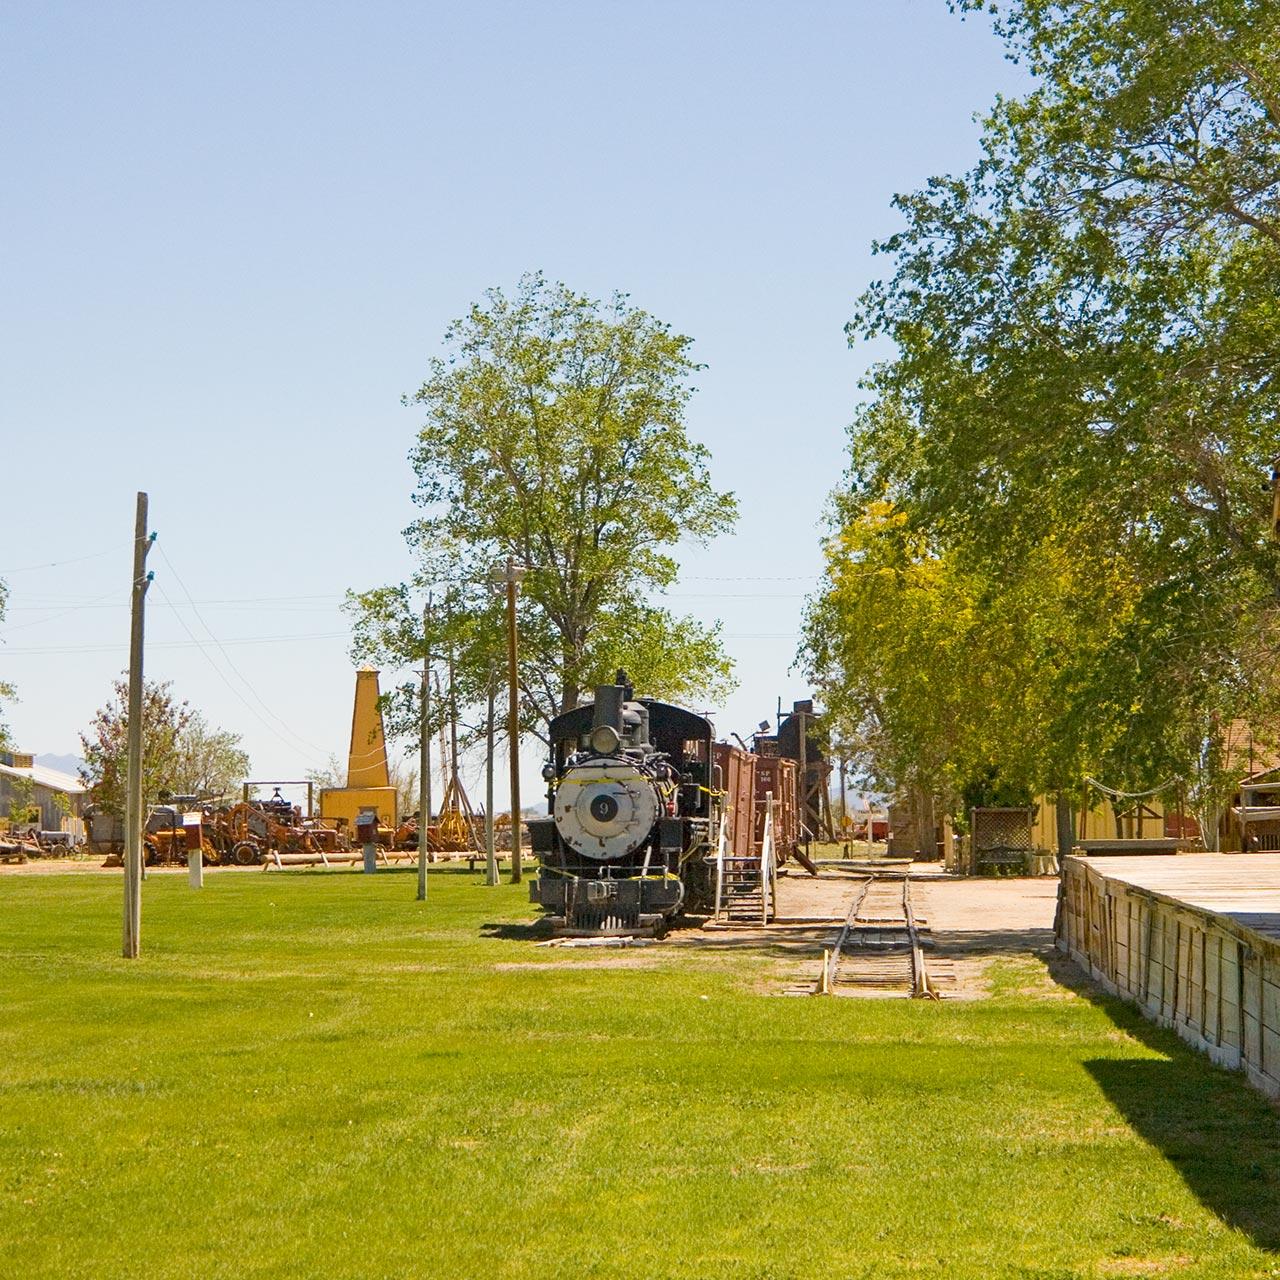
top-left (1059, 957), bottom-right (1280, 1252)
top-left (480, 918), bottom-right (555, 941)
top-left (668, 922), bottom-right (1060, 963)
top-left (481, 915), bottom-right (835, 955)
top-left (1087, 1054), bottom-right (1280, 1251)
top-left (666, 922), bottom-right (841, 959)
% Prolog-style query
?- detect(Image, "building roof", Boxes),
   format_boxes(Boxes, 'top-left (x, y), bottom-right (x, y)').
top-left (0, 760), bottom-right (86, 795)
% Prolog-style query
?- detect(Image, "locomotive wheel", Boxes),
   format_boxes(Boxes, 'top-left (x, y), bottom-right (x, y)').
top-left (232, 841), bottom-right (259, 866)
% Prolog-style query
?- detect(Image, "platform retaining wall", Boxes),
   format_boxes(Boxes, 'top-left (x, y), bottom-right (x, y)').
top-left (1057, 855), bottom-right (1280, 1100)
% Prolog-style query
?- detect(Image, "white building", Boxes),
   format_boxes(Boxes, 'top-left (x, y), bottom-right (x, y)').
top-left (0, 752), bottom-right (87, 835)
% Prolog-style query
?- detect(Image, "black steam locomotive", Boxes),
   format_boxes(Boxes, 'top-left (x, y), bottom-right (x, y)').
top-left (528, 673), bottom-right (719, 935)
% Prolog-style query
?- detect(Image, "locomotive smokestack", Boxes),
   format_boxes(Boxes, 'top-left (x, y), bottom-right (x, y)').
top-left (593, 683), bottom-right (625, 733)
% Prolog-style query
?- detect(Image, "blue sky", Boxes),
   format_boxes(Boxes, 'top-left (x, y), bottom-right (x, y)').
top-left (1, 1), bottom-right (1027, 803)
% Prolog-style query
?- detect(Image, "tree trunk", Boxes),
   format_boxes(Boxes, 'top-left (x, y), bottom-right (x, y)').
top-left (1054, 792), bottom-right (1075, 861)
top-left (559, 633), bottom-right (581, 716)
top-left (917, 786), bottom-right (936, 861)
top-left (1201, 800), bottom-right (1222, 852)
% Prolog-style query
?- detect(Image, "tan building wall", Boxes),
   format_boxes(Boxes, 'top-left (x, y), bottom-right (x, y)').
top-left (1029, 795), bottom-right (1167, 853)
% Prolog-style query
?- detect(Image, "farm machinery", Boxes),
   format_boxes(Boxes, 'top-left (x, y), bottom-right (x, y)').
top-left (90, 791), bottom-right (353, 868)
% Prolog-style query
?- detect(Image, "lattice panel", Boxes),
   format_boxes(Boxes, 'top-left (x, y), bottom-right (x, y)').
top-left (972, 808), bottom-right (1033, 853)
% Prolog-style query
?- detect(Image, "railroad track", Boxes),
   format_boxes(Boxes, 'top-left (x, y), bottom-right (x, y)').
top-left (816, 871), bottom-right (948, 998)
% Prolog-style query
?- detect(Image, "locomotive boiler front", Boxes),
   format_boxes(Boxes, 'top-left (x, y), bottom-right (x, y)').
top-left (528, 675), bottom-right (717, 936)
top-left (553, 760), bottom-right (662, 861)
top-left (552, 693), bottom-right (665, 862)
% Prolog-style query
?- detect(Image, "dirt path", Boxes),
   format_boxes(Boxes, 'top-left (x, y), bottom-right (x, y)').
top-left (0, 857), bottom-right (259, 876)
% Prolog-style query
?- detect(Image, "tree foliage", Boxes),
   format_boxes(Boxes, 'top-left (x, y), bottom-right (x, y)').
top-left (349, 275), bottom-right (737, 746)
top-left (805, 0), bottom-right (1280, 822)
top-left (172, 712), bottom-right (251, 799)
top-left (6, 773), bottom-right (35, 822)
top-left (79, 679), bottom-right (249, 814)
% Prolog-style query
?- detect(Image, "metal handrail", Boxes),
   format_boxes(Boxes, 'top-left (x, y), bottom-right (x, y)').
top-left (760, 792), bottom-right (776, 925)
top-left (713, 815), bottom-right (727, 920)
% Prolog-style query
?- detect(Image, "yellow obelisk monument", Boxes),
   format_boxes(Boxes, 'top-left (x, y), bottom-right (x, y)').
top-left (318, 668), bottom-right (399, 831)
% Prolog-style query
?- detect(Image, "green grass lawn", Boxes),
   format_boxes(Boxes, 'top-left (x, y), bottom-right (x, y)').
top-left (3, 869), bottom-right (1279, 1279)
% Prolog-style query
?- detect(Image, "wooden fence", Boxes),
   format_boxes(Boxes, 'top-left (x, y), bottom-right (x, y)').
top-left (1057, 854), bottom-right (1280, 1100)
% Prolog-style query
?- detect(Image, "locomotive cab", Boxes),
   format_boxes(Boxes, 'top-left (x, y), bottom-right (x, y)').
top-left (528, 672), bottom-right (717, 936)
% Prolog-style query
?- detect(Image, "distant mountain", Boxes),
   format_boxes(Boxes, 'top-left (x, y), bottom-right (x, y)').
top-left (35, 752), bottom-right (85, 777)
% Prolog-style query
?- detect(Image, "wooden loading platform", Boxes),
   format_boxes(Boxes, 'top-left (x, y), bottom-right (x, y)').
top-left (1057, 853), bottom-right (1280, 1101)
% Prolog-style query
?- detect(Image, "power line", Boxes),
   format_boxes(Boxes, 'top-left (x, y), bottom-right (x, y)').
top-left (153, 543), bottom-right (338, 763)
top-left (0, 544), bottom-right (130, 575)
top-left (2, 631), bottom-right (349, 655)
top-left (150, 580), bottom-right (334, 769)
top-left (6, 591), bottom-right (813, 614)
top-left (6, 578), bottom-right (824, 607)
top-left (6, 601), bottom-right (343, 614)
top-left (6, 591), bottom-right (344, 606)
top-left (0, 585), bottom-right (123, 635)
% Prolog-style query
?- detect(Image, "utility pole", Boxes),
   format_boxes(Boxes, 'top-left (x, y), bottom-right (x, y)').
top-left (491, 557), bottom-right (527, 882)
top-left (448, 636), bottom-right (459, 792)
top-left (123, 492), bottom-right (153, 959)
top-left (485, 669), bottom-right (498, 886)
top-left (416, 596), bottom-right (431, 902)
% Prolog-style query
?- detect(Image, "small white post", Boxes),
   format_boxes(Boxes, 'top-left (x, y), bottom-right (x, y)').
top-left (183, 812), bottom-right (203, 889)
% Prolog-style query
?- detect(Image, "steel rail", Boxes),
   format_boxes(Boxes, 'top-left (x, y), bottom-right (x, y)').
top-left (903, 874), bottom-right (939, 1000)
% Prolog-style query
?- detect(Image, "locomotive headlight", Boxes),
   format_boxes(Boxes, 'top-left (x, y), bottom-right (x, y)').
top-left (589, 724), bottom-right (620, 754)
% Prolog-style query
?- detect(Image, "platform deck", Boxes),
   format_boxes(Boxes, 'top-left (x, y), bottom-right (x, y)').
top-left (1074, 853), bottom-right (1280, 941)
top-left (1057, 853), bottom-right (1280, 1100)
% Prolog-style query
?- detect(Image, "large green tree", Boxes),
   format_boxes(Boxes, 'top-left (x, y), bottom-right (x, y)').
top-left (805, 0), bottom-right (1280, 833)
top-left (350, 274), bottom-right (737, 744)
